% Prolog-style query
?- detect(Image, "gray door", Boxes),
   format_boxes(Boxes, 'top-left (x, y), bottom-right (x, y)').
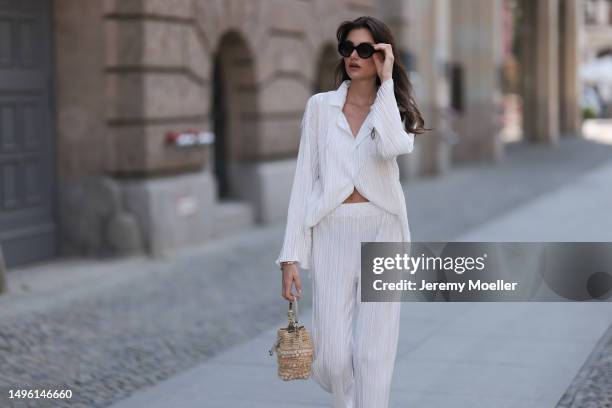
top-left (0, 0), bottom-right (56, 267)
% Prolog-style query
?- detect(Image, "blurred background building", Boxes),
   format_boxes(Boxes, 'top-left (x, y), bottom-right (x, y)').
top-left (0, 0), bottom-right (606, 269)
top-left (581, 0), bottom-right (612, 119)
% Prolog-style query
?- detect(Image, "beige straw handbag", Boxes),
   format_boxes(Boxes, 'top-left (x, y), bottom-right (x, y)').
top-left (268, 298), bottom-right (314, 380)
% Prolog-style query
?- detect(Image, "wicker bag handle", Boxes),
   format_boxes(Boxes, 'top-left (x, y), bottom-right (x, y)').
top-left (268, 297), bottom-right (301, 356)
top-left (288, 298), bottom-right (299, 330)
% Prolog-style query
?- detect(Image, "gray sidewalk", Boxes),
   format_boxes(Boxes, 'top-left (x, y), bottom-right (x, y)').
top-left (1, 137), bottom-right (612, 408)
top-left (109, 148), bottom-right (612, 408)
top-left (109, 304), bottom-right (612, 408)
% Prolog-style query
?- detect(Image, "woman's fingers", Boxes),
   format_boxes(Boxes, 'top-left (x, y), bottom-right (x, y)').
top-left (281, 265), bottom-right (302, 301)
top-left (374, 43), bottom-right (393, 62)
top-left (282, 273), bottom-right (292, 301)
top-left (374, 43), bottom-right (390, 52)
top-left (373, 50), bottom-right (383, 65)
top-left (373, 43), bottom-right (394, 81)
top-left (294, 272), bottom-right (302, 300)
top-left (282, 268), bottom-right (290, 300)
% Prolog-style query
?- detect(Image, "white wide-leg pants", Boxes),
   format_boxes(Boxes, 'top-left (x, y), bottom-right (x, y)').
top-left (310, 201), bottom-right (403, 408)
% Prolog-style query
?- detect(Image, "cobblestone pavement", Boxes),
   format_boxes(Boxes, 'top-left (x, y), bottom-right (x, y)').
top-left (556, 322), bottom-right (612, 408)
top-left (0, 137), bottom-right (611, 408)
top-left (0, 232), bottom-right (308, 408)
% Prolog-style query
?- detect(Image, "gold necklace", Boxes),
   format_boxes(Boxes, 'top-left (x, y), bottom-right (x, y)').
top-left (345, 95), bottom-right (375, 108)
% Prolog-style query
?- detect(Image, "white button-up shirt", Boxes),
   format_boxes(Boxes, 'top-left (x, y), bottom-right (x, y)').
top-left (275, 77), bottom-right (415, 270)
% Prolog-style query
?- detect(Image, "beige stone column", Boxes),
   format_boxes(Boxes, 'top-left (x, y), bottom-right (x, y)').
top-left (519, 0), bottom-right (560, 144)
top-left (559, 0), bottom-right (583, 137)
top-left (381, 0), bottom-right (453, 179)
top-left (413, 0), bottom-right (454, 176)
top-left (450, 0), bottom-right (505, 162)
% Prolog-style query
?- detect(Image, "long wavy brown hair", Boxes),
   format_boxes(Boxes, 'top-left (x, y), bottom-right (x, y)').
top-left (335, 16), bottom-right (429, 135)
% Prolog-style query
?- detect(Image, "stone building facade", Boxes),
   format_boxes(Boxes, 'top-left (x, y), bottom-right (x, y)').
top-left (0, 0), bottom-right (584, 268)
top-left (584, 0), bottom-right (612, 59)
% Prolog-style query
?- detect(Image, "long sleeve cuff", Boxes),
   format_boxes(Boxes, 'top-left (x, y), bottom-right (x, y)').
top-left (275, 231), bottom-right (311, 270)
top-left (370, 78), bottom-right (415, 159)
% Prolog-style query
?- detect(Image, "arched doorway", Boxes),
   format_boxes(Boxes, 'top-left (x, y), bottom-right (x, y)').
top-left (211, 54), bottom-right (229, 199)
top-left (314, 44), bottom-right (338, 93)
top-left (211, 31), bottom-right (258, 202)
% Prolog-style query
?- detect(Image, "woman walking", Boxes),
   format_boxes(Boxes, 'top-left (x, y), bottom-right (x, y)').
top-left (275, 16), bottom-right (427, 408)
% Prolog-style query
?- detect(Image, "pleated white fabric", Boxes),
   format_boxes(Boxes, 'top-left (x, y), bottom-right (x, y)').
top-left (275, 78), bottom-right (415, 272)
top-left (275, 77), bottom-right (414, 406)
top-left (310, 201), bottom-right (403, 408)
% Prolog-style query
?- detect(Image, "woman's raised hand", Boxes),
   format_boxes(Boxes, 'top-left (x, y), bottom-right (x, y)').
top-left (373, 43), bottom-right (394, 82)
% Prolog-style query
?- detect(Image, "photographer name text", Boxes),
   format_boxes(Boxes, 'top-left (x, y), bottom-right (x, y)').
top-left (373, 279), bottom-right (518, 292)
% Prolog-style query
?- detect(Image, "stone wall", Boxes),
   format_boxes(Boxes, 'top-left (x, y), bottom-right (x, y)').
top-left (52, 0), bottom-right (382, 257)
top-left (48, 0), bottom-right (582, 261)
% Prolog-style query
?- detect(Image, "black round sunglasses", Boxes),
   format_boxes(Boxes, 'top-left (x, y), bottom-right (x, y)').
top-left (337, 40), bottom-right (380, 59)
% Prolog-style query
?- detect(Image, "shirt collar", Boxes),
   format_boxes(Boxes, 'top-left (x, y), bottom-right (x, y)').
top-left (329, 79), bottom-right (375, 147)
top-left (329, 79), bottom-right (351, 108)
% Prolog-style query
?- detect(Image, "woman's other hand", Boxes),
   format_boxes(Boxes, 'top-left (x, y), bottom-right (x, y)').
top-left (281, 263), bottom-right (303, 302)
